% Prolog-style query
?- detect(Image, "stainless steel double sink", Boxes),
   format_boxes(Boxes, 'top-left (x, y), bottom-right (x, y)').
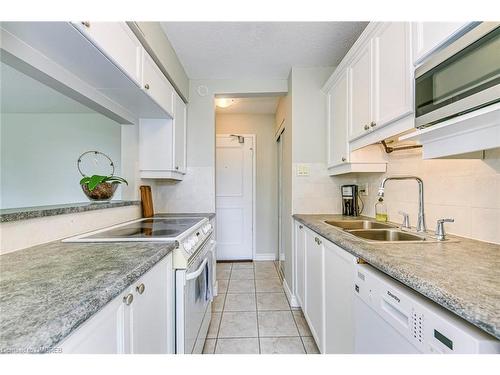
top-left (324, 220), bottom-right (428, 242)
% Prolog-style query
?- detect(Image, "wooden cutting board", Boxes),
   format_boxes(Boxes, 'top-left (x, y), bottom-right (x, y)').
top-left (139, 185), bottom-right (154, 218)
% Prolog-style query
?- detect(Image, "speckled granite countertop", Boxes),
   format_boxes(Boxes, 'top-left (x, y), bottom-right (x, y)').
top-left (293, 214), bottom-right (500, 340)
top-left (0, 240), bottom-right (176, 353)
top-left (0, 200), bottom-right (140, 223)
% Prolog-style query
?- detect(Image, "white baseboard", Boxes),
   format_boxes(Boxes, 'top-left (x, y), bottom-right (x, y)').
top-left (253, 253), bottom-right (277, 261)
top-left (283, 278), bottom-right (300, 308)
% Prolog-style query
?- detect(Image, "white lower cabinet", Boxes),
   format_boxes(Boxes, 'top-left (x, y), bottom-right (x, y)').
top-left (60, 254), bottom-right (174, 354)
top-left (324, 240), bottom-right (356, 354)
top-left (303, 227), bottom-right (325, 353)
top-left (294, 220), bottom-right (357, 354)
top-left (294, 221), bottom-right (306, 308)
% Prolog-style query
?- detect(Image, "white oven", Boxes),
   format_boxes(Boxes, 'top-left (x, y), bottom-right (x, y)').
top-left (175, 234), bottom-right (215, 354)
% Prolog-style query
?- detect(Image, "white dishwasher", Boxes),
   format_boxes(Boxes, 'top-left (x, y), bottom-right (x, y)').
top-left (353, 263), bottom-right (499, 354)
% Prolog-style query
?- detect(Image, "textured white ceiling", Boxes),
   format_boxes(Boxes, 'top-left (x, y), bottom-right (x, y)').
top-left (215, 96), bottom-right (280, 115)
top-left (0, 62), bottom-right (93, 113)
top-left (161, 22), bottom-right (368, 80)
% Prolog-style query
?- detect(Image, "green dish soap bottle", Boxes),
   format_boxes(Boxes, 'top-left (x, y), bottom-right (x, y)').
top-left (375, 197), bottom-right (388, 222)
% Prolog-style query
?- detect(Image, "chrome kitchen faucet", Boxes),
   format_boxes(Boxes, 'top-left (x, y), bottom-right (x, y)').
top-left (377, 176), bottom-right (427, 233)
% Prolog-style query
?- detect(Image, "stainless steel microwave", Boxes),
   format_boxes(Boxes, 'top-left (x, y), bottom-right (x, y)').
top-left (415, 22), bottom-right (500, 129)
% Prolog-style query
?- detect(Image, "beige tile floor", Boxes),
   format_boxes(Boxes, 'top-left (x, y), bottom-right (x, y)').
top-left (203, 261), bottom-right (320, 354)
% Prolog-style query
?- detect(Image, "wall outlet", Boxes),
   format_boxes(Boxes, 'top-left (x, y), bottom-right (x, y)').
top-left (359, 183), bottom-right (369, 196)
top-left (296, 164), bottom-right (310, 176)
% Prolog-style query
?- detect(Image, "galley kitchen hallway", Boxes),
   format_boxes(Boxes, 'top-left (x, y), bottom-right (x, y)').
top-left (203, 261), bottom-right (319, 354)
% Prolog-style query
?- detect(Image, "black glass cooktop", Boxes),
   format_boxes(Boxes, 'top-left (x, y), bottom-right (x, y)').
top-left (82, 217), bottom-right (203, 240)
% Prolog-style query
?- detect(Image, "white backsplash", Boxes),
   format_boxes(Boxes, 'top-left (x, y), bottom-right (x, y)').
top-left (0, 205), bottom-right (141, 254)
top-left (345, 148), bottom-right (500, 244)
top-left (292, 162), bottom-right (352, 214)
top-left (151, 166), bottom-right (215, 213)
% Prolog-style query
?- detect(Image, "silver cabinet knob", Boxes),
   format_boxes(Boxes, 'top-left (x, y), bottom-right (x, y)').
top-left (136, 283), bottom-right (145, 295)
top-left (175, 166), bottom-right (179, 170)
top-left (364, 124), bottom-right (370, 131)
top-left (370, 121), bottom-right (377, 128)
top-left (341, 157), bottom-right (346, 162)
top-left (315, 237), bottom-right (322, 245)
top-left (81, 21), bottom-right (90, 28)
top-left (144, 83), bottom-right (150, 90)
top-left (123, 293), bottom-right (134, 305)
top-left (299, 225), bottom-right (303, 229)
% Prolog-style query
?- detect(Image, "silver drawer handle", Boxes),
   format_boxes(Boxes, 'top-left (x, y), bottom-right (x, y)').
top-left (136, 283), bottom-right (145, 295)
top-left (123, 293), bottom-right (134, 305)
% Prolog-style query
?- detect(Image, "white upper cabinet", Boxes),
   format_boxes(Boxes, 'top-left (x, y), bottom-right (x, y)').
top-left (348, 22), bottom-right (413, 143)
top-left (173, 92), bottom-right (187, 174)
top-left (327, 70), bottom-right (350, 168)
top-left (373, 22), bottom-right (413, 130)
top-left (142, 50), bottom-right (175, 118)
top-left (412, 22), bottom-right (470, 65)
top-left (349, 41), bottom-right (373, 140)
top-left (73, 22), bottom-right (142, 86)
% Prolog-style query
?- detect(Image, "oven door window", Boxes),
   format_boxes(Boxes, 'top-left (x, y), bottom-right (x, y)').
top-left (416, 26), bottom-right (500, 120)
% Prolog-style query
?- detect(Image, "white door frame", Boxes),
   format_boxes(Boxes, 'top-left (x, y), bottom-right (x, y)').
top-left (216, 134), bottom-right (257, 261)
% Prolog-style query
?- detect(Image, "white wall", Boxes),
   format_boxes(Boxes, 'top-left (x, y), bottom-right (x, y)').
top-left (348, 148), bottom-right (500, 244)
top-left (216, 113), bottom-right (278, 258)
top-left (0, 113), bottom-right (122, 209)
top-left (151, 78), bottom-right (288, 214)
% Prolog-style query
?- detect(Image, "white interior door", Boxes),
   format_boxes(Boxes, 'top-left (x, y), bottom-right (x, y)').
top-left (216, 135), bottom-right (254, 260)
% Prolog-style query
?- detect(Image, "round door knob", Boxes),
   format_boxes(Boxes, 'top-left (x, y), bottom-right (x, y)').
top-left (123, 293), bottom-right (134, 305)
top-left (144, 83), bottom-right (150, 90)
top-left (341, 157), bottom-right (346, 162)
top-left (136, 283), bottom-right (145, 295)
top-left (370, 121), bottom-right (377, 128)
top-left (364, 124), bottom-right (370, 131)
top-left (81, 21), bottom-right (90, 28)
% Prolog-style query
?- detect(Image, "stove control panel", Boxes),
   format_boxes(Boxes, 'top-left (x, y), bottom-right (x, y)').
top-left (180, 220), bottom-right (213, 255)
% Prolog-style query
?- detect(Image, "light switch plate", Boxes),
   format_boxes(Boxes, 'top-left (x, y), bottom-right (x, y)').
top-left (296, 164), bottom-right (309, 176)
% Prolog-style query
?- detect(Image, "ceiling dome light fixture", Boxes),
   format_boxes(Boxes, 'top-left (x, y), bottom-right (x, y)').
top-left (216, 98), bottom-right (236, 108)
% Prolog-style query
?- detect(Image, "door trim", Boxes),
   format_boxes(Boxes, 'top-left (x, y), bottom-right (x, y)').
top-left (216, 134), bottom-right (256, 261)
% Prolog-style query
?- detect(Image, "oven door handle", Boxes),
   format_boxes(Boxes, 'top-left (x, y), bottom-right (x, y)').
top-left (186, 257), bottom-right (209, 281)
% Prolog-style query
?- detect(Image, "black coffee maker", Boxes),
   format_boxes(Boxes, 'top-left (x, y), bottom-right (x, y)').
top-left (341, 184), bottom-right (359, 216)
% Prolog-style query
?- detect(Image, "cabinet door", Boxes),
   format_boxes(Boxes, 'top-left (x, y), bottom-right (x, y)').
top-left (412, 22), bottom-right (469, 64)
top-left (324, 241), bottom-right (356, 354)
top-left (294, 221), bottom-right (306, 307)
top-left (142, 50), bottom-right (174, 117)
top-left (73, 22), bottom-right (142, 86)
top-left (327, 71), bottom-right (349, 167)
top-left (373, 22), bottom-right (413, 129)
top-left (173, 93), bottom-right (187, 174)
top-left (349, 41), bottom-right (373, 140)
top-left (60, 293), bottom-right (126, 354)
top-left (304, 229), bottom-right (324, 352)
top-left (130, 255), bottom-right (171, 354)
